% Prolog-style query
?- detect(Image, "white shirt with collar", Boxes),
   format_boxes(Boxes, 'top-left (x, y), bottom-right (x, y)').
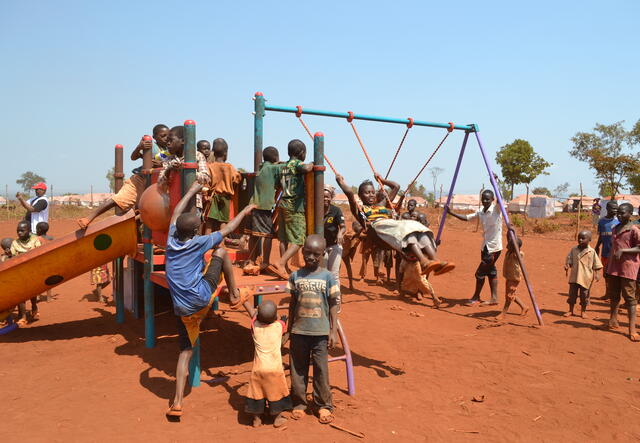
top-left (465, 203), bottom-right (503, 253)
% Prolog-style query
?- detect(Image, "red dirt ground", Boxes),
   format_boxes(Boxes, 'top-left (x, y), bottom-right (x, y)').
top-left (2, 216), bottom-right (640, 442)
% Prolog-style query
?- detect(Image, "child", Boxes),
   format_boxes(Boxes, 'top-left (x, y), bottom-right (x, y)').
top-left (398, 252), bottom-right (441, 307)
top-left (445, 189), bottom-right (503, 306)
top-left (341, 221), bottom-right (363, 290)
top-left (595, 200), bottom-right (618, 299)
top-left (90, 265), bottom-right (111, 303)
top-left (36, 222), bottom-right (53, 242)
top-left (244, 146), bottom-right (282, 274)
top-left (78, 124), bottom-right (171, 229)
top-left (240, 299), bottom-right (292, 428)
top-left (1, 238), bottom-right (13, 261)
top-left (286, 234), bottom-right (339, 424)
top-left (401, 198), bottom-right (419, 220)
top-left (11, 220), bottom-right (42, 325)
top-left (205, 138), bottom-right (242, 232)
top-left (268, 140), bottom-right (314, 279)
top-left (605, 203), bottom-right (640, 341)
top-left (592, 198), bottom-right (602, 226)
top-left (165, 182), bottom-right (254, 418)
top-left (495, 231), bottom-right (528, 321)
top-left (196, 139), bottom-right (212, 161)
top-left (564, 230), bottom-right (602, 318)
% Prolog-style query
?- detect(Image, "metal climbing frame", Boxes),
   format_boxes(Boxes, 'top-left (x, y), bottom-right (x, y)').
top-left (253, 92), bottom-right (543, 327)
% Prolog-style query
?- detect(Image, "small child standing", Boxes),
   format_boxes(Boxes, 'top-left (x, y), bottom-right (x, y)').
top-left (564, 230), bottom-right (602, 318)
top-left (286, 234), bottom-right (339, 424)
top-left (206, 138), bottom-right (242, 232)
top-left (398, 254), bottom-right (441, 307)
top-left (268, 140), bottom-right (314, 280)
top-left (495, 231), bottom-right (528, 321)
top-left (240, 299), bottom-right (292, 428)
top-left (605, 203), bottom-right (640, 341)
top-left (11, 220), bottom-right (42, 325)
top-left (90, 265), bottom-right (111, 303)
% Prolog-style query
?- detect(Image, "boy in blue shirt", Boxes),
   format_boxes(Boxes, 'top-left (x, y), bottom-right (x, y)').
top-left (286, 234), bottom-right (340, 424)
top-left (165, 181), bottom-right (255, 419)
top-left (595, 200), bottom-right (618, 299)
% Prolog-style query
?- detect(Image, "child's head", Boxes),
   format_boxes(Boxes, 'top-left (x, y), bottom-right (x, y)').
top-left (302, 234), bottom-right (326, 270)
top-left (481, 190), bottom-right (495, 209)
top-left (197, 140), bottom-right (211, 159)
top-left (417, 212), bottom-right (429, 227)
top-left (16, 221), bottom-right (30, 241)
top-left (352, 221), bottom-right (363, 235)
top-left (153, 124), bottom-right (170, 148)
top-left (256, 300), bottom-right (278, 324)
top-left (401, 212), bottom-right (411, 220)
top-left (358, 180), bottom-right (377, 206)
top-left (36, 222), bottom-right (49, 236)
top-left (168, 126), bottom-right (185, 156)
top-left (606, 200), bottom-right (618, 218)
top-left (212, 138), bottom-right (228, 160)
top-left (617, 202), bottom-right (633, 223)
top-left (323, 185), bottom-right (335, 207)
top-left (1, 237), bottom-right (12, 255)
top-left (287, 139), bottom-right (306, 161)
top-left (263, 146), bottom-right (279, 163)
top-left (577, 230), bottom-right (592, 248)
top-left (407, 199), bottom-right (417, 212)
top-left (175, 213), bottom-right (201, 240)
top-left (508, 233), bottom-right (523, 251)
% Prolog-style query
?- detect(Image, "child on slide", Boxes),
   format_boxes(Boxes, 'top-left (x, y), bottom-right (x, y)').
top-left (335, 173), bottom-right (454, 276)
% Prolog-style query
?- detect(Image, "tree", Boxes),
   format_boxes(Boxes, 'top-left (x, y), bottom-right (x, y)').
top-left (532, 187), bottom-right (552, 197)
top-left (428, 167), bottom-right (444, 200)
top-left (426, 192), bottom-right (435, 206)
top-left (495, 139), bottom-right (551, 199)
top-left (106, 167), bottom-right (115, 192)
top-left (553, 182), bottom-right (570, 198)
top-left (407, 183), bottom-right (428, 199)
top-left (16, 171), bottom-right (45, 193)
top-left (569, 120), bottom-right (640, 198)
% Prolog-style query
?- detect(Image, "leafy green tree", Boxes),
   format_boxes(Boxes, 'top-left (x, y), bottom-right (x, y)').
top-left (426, 192), bottom-right (435, 205)
top-left (532, 187), bottom-right (552, 197)
top-left (495, 139), bottom-right (551, 199)
top-left (106, 167), bottom-right (115, 192)
top-left (407, 183), bottom-right (428, 199)
top-left (569, 120), bottom-right (640, 198)
top-left (16, 171), bottom-right (46, 193)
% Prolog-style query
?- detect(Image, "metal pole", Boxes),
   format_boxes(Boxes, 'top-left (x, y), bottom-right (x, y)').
top-left (114, 144), bottom-right (125, 324)
top-left (435, 132), bottom-right (470, 243)
top-left (313, 132), bottom-right (325, 236)
top-left (254, 92), bottom-right (265, 172)
top-left (473, 131), bottom-right (543, 326)
top-left (265, 104), bottom-right (474, 132)
top-left (141, 135), bottom-right (155, 347)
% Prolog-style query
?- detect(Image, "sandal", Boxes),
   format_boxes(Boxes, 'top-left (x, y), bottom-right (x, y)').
top-left (433, 261), bottom-right (456, 276)
top-left (165, 405), bottom-right (183, 418)
top-left (318, 408), bottom-right (334, 424)
top-left (291, 409), bottom-right (306, 420)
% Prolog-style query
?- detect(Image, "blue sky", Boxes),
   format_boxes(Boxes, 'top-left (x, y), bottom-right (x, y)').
top-left (2, 0), bottom-right (639, 198)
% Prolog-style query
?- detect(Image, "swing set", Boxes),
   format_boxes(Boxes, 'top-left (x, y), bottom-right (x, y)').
top-left (253, 92), bottom-right (543, 326)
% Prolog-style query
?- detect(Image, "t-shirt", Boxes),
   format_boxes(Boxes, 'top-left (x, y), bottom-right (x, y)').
top-left (10, 234), bottom-right (41, 255)
top-left (607, 224), bottom-right (640, 280)
top-left (566, 246), bottom-right (602, 289)
top-left (287, 268), bottom-right (340, 336)
top-left (503, 249), bottom-right (524, 282)
top-left (598, 217), bottom-right (619, 258)
top-left (165, 223), bottom-right (223, 316)
top-left (324, 205), bottom-right (344, 246)
top-left (208, 162), bottom-right (241, 195)
top-left (132, 142), bottom-right (170, 174)
top-left (252, 162), bottom-right (281, 210)
top-left (24, 197), bottom-right (48, 225)
top-left (279, 158), bottom-right (306, 213)
top-left (464, 204), bottom-right (503, 253)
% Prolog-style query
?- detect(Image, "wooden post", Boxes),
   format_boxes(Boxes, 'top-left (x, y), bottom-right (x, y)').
top-left (575, 183), bottom-right (583, 240)
top-left (522, 184), bottom-right (530, 236)
top-left (90, 184), bottom-right (94, 207)
top-left (437, 184), bottom-right (443, 225)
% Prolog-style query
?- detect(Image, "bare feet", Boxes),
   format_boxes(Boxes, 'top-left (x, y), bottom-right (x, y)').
top-left (494, 312), bottom-right (506, 322)
top-left (630, 333), bottom-right (640, 342)
top-left (77, 217), bottom-right (90, 230)
top-left (267, 264), bottom-right (289, 280)
top-left (520, 307), bottom-right (529, 317)
top-left (608, 319), bottom-right (620, 330)
top-left (16, 317), bottom-right (27, 327)
top-left (580, 310), bottom-right (589, 319)
top-left (563, 312), bottom-right (573, 317)
top-left (273, 412), bottom-right (287, 428)
top-left (290, 409), bottom-right (306, 420)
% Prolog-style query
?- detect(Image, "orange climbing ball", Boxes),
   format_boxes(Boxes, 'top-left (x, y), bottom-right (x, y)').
top-left (138, 183), bottom-right (171, 232)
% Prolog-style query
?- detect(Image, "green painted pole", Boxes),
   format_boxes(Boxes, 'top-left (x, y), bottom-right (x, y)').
top-left (254, 92), bottom-right (265, 173)
top-left (113, 144), bottom-right (125, 324)
top-left (313, 133), bottom-right (325, 236)
top-left (141, 135), bottom-right (155, 348)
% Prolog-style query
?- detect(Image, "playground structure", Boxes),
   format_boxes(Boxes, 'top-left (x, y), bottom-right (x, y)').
top-left (254, 92), bottom-right (543, 326)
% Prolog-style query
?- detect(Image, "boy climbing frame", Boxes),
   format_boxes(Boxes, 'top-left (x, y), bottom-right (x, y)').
top-left (253, 92), bottom-right (543, 326)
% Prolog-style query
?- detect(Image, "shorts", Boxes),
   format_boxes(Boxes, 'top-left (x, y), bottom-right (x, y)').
top-left (278, 208), bottom-right (306, 246)
top-left (568, 282), bottom-right (590, 308)
top-left (245, 396), bottom-right (293, 416)
top-left (111, 174), bottom-right (146, 211)
top-left (208, 193), bottom-right (232, 223)
top-left (605, 275), bottom-right (637, 309)
top-left (245, 209), bottom-right (275, 238)
top-left (475, 246), bottom-right (501, 279)
top-left (176, 255), bottom-right (223, 351)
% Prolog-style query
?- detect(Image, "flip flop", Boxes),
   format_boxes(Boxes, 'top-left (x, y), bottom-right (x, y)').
top-left (464, 299), bottom-right (480, 306)
top-left (229, 287), bottom-right (252, 310)
top-left (433, 262), bottom-right (456, 276)
top-left (166, 405), bottom-right (183, 418)
top-left (290, 409), bottom-right (306, 420)
top-left (318, 408), bottom-right (334, 424)
top-left (421, 261), bottom-right (443, 276)
top-left (630, 333), bottom-right (640, 342)
top-left (266, 264), bottom-right (289, 280)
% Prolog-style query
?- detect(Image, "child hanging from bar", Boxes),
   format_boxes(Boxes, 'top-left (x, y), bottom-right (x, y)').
top-left (494, 230), bottom-right (529, 321)
top-left (267, 140), bottom-right (314, 280)
top-left (335, 173), bottom-right (454, 278)
top-left (205, 138), bottom-right (242, 232)
top-left (165, 182), bottom-right (255, 419)
top-left (564, 230), bottom-right (602, 319)
top-left (11, 220), bottom-right (42, 325)
top-left (240, 298), bottom-right (292, 428)
top-left (77, 124), bottom-right (171, 229)
top-left (244, 146), bottom-right (282, 275)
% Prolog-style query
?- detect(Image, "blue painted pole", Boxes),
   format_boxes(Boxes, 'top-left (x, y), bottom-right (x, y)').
top-left (141, 135), bottom-right (155, 348)
top-left (265, 104), bottom-right (474, 132)
top-left (254, 92), bottom-right (265, 172)
top-left (473, 131), bottom-right (543, 326)
top-left (188, 337), bottom-right (201, 387)
top-left (313, 132), bottom-right (325, 236)
top-left (113, 144), bottom-right (125, 324)
top-left (435, 132), bottom-right (470, 244)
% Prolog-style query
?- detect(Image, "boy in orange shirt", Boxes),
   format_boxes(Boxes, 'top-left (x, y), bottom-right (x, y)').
top-left (206, 138), bottom-right (242, 232)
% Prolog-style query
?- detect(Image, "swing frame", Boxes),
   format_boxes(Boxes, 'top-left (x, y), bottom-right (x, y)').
top-left (253, 92), bottom-right (543, 326)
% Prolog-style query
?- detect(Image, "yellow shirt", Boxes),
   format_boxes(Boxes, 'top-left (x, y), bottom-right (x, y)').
top-left (10, 234), bottom-right (41, 256)
top-left (566, 245), bottom-right (602, 289)
top-left (503, 249), bottom-right (524, 282)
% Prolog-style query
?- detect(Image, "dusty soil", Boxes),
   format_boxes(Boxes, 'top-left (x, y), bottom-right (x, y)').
top-left (2, 215), bottom-right (640, 442)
